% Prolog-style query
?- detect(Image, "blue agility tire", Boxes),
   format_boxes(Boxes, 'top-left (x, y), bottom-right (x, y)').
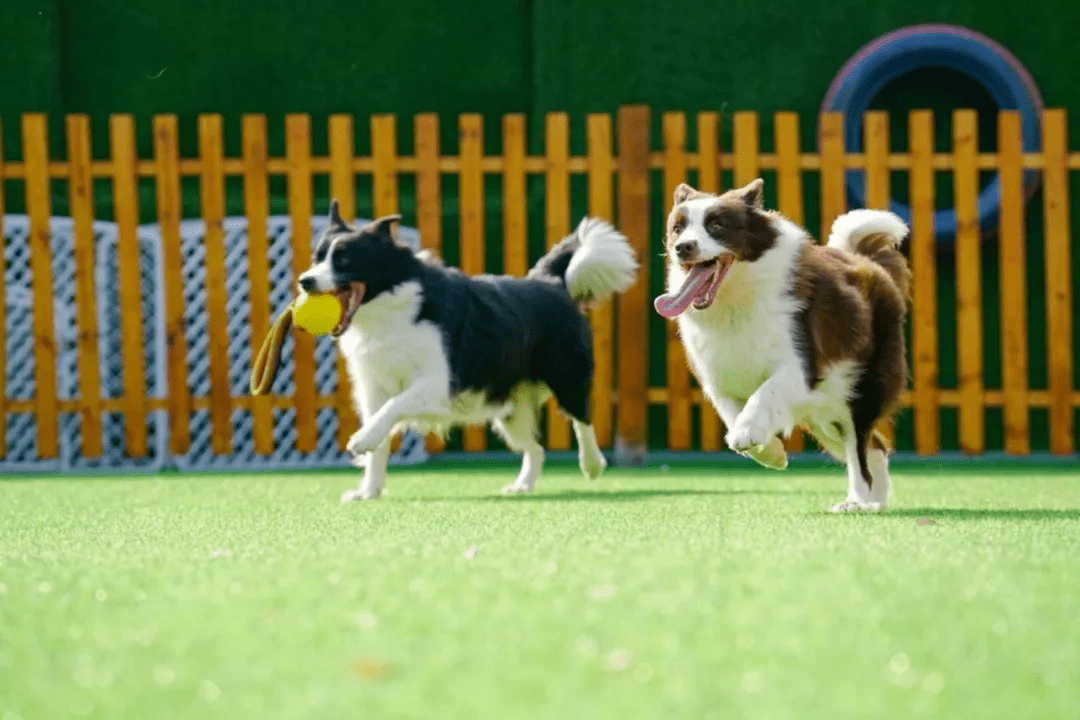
top-left (820, 24), bottom-right (1043, 246)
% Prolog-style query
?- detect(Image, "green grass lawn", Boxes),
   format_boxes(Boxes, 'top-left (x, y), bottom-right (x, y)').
top-left (2, 461), bottom-right (1079, 719)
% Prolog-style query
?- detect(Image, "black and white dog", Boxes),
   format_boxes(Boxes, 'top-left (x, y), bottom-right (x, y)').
top-left (298, 201), bottom-right (638, 500)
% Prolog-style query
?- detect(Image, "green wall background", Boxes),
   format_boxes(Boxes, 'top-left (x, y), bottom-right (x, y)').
top-left (2, 0), bottom-right (1078, 452)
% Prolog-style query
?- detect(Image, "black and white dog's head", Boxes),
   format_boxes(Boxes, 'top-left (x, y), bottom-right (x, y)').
top-left (297, 200), bottom-right (419, 336)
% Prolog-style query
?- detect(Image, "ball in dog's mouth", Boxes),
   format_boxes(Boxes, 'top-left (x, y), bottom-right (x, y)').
top-left (653, 255), bottom-right (733, 318)
top-left (331, 282), bottom-right (366, 336)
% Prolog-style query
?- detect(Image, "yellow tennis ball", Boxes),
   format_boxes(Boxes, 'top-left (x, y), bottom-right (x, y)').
top-left (291, 292), bottom-right (343, 336)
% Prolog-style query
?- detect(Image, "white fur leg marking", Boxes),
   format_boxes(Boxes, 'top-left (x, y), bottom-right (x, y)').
top-left (745, 436), bottom-right (788, 470)
top-left (829, 430), bottom-right (881, 513)
top-left (342, 438), bottom-right (391, 502)
top-left (712, 394), bottom-right (744, 429)
top-left (501, 442), bottom-right (544, 494)
top-left (725, 367), bottom-right (805, 452)
top-left (346, 379), bottom-right (449, 456)
top-left (573, 420), bottom-right (607, 480)
top-left (867, 447), bottom-right (891, 508)
top-left (491, 390), bottom-right (545, 494)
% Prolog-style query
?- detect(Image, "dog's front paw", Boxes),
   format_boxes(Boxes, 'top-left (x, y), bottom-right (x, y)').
top-left (346, 429), bottom-right (380, 457)
top-left (342, 486), bottom-right (382, 502)
top-left (579, 450), bottom-right (607, 481)
top-left (725, 414), bottom-right (774, 453)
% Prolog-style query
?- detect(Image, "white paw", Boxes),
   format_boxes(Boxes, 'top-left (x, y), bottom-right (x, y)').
top-left (341, 486), bottom-right (382, 502)
top-left (828, 500), bottom-right (884, 513)
top-left (500, 482), bottom-right (535, 495)
top-left (580, 452), bottom-right (607, 481)
top-left (726, 415), bottom-right (775, 453)
top-left (746, 437), bottom-right (788, 470)
top-left (346, 428), bottom-right (380, 457)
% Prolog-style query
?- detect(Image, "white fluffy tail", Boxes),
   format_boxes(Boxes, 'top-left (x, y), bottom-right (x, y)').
top-left (563, 217), bottom-right (638, 304)
top-left (826, 209), bottom-right (908, 253)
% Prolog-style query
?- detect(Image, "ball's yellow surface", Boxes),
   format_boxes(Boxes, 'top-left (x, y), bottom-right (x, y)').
top-left (291, 292), bottom-right (343, 335)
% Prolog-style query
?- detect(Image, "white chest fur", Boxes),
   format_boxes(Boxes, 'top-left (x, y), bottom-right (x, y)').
top-left (669, 232), bottom-right (804, 403)
top-left (335, 282), bottom-right (449, 419)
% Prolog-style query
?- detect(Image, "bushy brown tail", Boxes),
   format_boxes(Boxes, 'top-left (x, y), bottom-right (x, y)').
top-left (826, 209), bottom-right (911, 300)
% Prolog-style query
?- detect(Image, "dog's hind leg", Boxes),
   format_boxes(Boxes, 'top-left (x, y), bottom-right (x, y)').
top-left (492, 387), bottom-right (545, 495)
top-left (342, 437), bottom-right (392, 502)
top-left (866, 430), bottom-right (892, 509)
top-left (572, 420), bottom-right (606, 480)
top-left (829, 418), bottom-right (882, 513)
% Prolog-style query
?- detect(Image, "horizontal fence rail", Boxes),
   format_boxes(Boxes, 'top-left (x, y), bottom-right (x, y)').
top-left (0, 107), bottom-right (1077, 470)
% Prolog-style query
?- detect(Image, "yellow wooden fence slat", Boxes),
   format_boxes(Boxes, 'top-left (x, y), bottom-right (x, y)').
top-left (953, 110), bottom-right (985, 454)
top-left (0, 121), bottom-right (5, 458)
top-left (371, 115), bottom-right (398, 219)
top-left (662, 111), bottom-right (692, 451)
top-left (819, 112), bottom-right (846, 237)
top-left (586, 113), bottom-right (614, 448)
top-left (1041, 108), bottom-right (1075, 455)
top-left (733, 111), bottom-right (760, 187)
top-left (996, 110), bottom-right (1030, 455)
top-left (615, 105), bottom-right (651, 462)
top-left (908, 110), bottom-right (940, 455)
top-left (197, 114), bottom-right (235, 455)
top-left (458, 113), bottom-right (488, 452)
top-left (774, 111), bottom-right (806, 453)
top-left (152, 114), bottom-right (191, 454)
top-left (111, 114), bottom-right (150, 458)
top-left (413, 113), bottom-right (446, 454)
top-left (285, 113), bottom-right (319, 453)
top-left (414, 114), bottom-right (443, 260)
top-left (502, 114), bottom-right (528, 277)
top-left (328, 114), bottom-right (360, 451)
top-left (695, 111), bottom-right (722, 451)
top-left (242, 114), bottom-right (275, 455)
top-left (862, 110), bottom-right (896, 446)
top-left (545, 112), bottom-right (572, 450)
top-left (22, 114), bottom-right (60, 458)
top-left (66, 114), bottom-right (104, 458)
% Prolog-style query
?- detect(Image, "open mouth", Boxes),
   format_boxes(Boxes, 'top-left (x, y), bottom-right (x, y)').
top-left (653, 255), bottom-right (734, 318)
top-left (330, 281), bottom-right (366, 336)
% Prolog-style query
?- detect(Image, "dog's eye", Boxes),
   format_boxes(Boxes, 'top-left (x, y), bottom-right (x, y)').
top-left (707, 216), bottom-right (729, 234)
top-left (671, 221), bottom-right (685, 235)
top-left (331, 252), bottom-right (347, 270)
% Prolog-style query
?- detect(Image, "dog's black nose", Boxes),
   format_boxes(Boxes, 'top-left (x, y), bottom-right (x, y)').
top-left (299, 276), bottom-right (316, 292)
top-left (675, 241), bottom-right (698, 261)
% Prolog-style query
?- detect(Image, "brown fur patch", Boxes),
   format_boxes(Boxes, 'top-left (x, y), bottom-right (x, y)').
top-left (792, 233), bottom-right (909, 479)
top-left (855, 231), bottom-right (912, 300)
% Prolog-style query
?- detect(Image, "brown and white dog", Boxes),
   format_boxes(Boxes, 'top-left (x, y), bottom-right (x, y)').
top-left (654, 178), bottom-right (911, 511)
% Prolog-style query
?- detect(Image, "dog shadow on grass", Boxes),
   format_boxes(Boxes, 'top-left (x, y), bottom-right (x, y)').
top-left (886, 507), bottom-right (1080, 521)
top-left (433, 487), bottom-right (821, 503)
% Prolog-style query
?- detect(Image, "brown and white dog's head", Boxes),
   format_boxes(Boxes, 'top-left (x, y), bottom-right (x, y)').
top-left (654, 178), bottom-right (780, 318)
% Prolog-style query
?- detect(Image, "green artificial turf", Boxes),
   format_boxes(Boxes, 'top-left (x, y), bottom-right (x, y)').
top-left (2, 461), bottom-right (1079, 719)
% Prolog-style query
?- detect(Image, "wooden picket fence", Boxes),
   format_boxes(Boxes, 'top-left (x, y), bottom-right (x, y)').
top-left (0, 106), bottom-right (1076, 464)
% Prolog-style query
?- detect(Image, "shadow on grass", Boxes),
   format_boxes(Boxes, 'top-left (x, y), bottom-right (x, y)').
top-left (429, 487), bottom-right (822, 502)
top-left (887, 507), bottom-right (1080, 521)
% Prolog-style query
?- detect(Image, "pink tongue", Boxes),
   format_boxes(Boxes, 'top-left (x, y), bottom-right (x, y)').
top-left (654, 264), bottom-right (715, 318)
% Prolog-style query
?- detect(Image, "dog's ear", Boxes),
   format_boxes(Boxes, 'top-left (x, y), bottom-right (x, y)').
top-left (737, 178), bottom-right (765, 209)
top-left (673, 182), bottom-right (698, 206)
top-left (328, 199), bottom-right (350, 232)
top-left (370, 214), bottom-right (404, 245)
